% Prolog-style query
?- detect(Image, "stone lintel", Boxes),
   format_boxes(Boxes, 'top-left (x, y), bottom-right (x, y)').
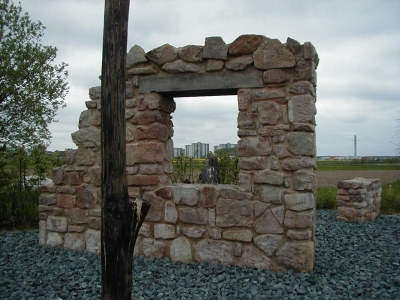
top-left (139, 70), bottom-right (263, 97)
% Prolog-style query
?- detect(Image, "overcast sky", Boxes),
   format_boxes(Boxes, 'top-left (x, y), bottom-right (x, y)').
top-left (18, 0), bottom-right (400, 156)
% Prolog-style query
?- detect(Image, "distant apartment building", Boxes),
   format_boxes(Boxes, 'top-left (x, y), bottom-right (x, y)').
top-left (173, 148), bottom-right (185, 158)
top-left (214, 143), bottom-right (237, 152)
top-left (185, 142), bottom-right (209, 158)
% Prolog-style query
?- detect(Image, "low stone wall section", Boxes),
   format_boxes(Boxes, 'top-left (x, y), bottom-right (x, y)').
top-left (38, 34), bottom-right (318, 272)
top-left (336, 177), bottom-right (381, 223)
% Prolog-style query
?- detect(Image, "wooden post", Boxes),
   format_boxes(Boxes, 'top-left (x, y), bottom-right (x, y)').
top-left (100, 1), bottom-right (150, 299)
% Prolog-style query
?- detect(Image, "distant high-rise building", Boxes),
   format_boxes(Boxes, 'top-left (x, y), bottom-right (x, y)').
top-left (185, 142), bottom-right (209, 158)
top-left (173, 148), bottom-right (185, 157)
top-left (214, 143), bottom-right (237, 152)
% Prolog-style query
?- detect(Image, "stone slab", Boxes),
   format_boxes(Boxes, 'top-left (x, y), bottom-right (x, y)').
top-left (139, 70), bottom-right (263, 97)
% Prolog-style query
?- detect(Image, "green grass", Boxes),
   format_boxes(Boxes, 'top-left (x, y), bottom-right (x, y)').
top-left (317, 160), bottom-right (399, 171)
top-left (381, 180), bottom-right (400, 215)
top-left (316, 187), bottom-right (337, 209)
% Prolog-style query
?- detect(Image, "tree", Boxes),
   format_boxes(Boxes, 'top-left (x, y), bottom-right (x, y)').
top-left (0, 0), bottom-right (69, 150)
top-left (101, 0), bottom-right (150, 299)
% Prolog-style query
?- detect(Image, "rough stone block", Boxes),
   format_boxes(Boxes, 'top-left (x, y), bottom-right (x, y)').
top-left (126, 142), bottom-right (165, 164)
top-left (254, 210), bottom-right (283, 234)
top-left (258, 101), bottom-right (281, 125)
top-left (263, 69), bottom-right (290, 84)
top-left (288, 95), bottom-right (315, 124)
top-left (284, 193), bottom-right (315, 211)
top-left (154, 224), bottom-right (176, 239)
top-left (216, 199), bottom-right (253, 228)
top-left (287, 132), bottom-right (315, 156)
top-left (254, 234), bottom-right (283, 256)
top-left (225, 55), bottom-right (253, 71)
top-left (201, 186), bottom-right (219, 208)
top-left (170, 237), bottom-right (192, 262)
top-left (143, 192), bottom-right (164, 222)
top-left (276, 241), bottom-right (315, 272)
top-left (253, 40), bottom-right (296, 69)
top-left (86, 229), bottom-right (101, 254)
top-left (173, 186), bottom-right (198, 206)
top-left (142, 238), bottom-right (167, 259)
top-left (222, 229), bottom-right (252, 242)
top-left (179, 45), bottom-right (203, 62)
top-left (65, 208), bottom-right (87, 225)
top-left (46, 232), bottom-right (63, 247)
top-left (164, 201), bottom-right (178, 224)
top-left (284, 210), bottom-right (314, 229)
top-left (229, 34), bottom-right (268, 55)
top-left (195, 240), bottom-right (234, 265)
top-left (162, 59), bottom-right (199, 73)
top-left (57, 194), bottom-right (76, 208)
top-left (179, 207), bottom-right (208, 225)
top-left (237, 136), bottom-right (272, 157)
top-left (64, 233), bottom-right (85, 251)
top-left (202, 36), bottom-right (228, 60)
top-left (39, 193), bottom-right (57, 205)
top-left (146, 43), bottom-right (178, 65)
top-left (182, 226), bottom-right (207, 238)
top-left (46, 216), bottom-right (68, 233)
top-left (238, 157), bottom-right (267, 170)
top-left (237, 246), bottom-right (274, 269)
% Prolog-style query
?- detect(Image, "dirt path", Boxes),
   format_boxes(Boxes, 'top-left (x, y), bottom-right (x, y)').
top-left (316, 170), bottom-right (400, 188)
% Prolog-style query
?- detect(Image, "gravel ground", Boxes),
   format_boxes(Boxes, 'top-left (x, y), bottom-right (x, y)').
top-left (1, 210), bottom-right (399, 300)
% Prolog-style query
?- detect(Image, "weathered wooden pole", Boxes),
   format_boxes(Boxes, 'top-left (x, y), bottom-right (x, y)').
top-left (100, 0), bottom-right (150, 299)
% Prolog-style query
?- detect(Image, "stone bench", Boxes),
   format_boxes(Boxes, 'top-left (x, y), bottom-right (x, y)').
top-left (336, 177), bottom-right (381, 223)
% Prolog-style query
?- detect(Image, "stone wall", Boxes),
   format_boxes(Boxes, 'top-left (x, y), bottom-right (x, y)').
top-left (38, 34), bottom-right (318, 272)
top-left (336, 177), bottom-right (381, 223)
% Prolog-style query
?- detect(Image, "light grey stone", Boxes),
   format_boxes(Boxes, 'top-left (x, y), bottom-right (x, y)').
top-left (46, 232), bottom-right (63, 247)
top-left (154, 224), bottom-right (176, 239)
top-left (287, 132), bottom-right (315, 156)
top-left (85, 229), bottom-right (101, 254)
top-left (202, 36), bottom-right (228, 60)
top-left (284, 193), bottom-right (315, 211)
top-left (195, 239), bottom-right (234, 265)
top-left (254, 234), bottom-right (283, 256)
top-left (46, 216), bottom-right (68, 233)
top-left (126, 45), bottom-right (147, 68)
top-left (170, 237), bottom-right (192, 262)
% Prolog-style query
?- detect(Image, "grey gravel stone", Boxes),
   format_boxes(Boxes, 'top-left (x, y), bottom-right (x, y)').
top-left (0, 210), bottom-right (399, 299)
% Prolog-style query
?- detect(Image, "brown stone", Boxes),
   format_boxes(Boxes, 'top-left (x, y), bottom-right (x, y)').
top-left (293, 170), bottom-right (315, 191)
top-left (138, 92), bottom-right (160, 110)
top-left (195, 239), bottom-right (234, 265)
top-left (225, 55), bottom-right (253, 71)
top-left (281, 157), bottom-right (316, 171)
top-left (155, 186), bottom-right (173, 199)
top-left (64, 233), bottom-right (85, 251)
top-left (88, 166), bottom-right (101, 186)
top-left (38, 184), bottom-right (56, 193)
top-left (273, 144), bottom-right (290, 158)
top-left (284, 210), bottom-right (314, 229)
top-left (142, 238), bottom-right (167, 259)
top-left (143, 192), bottom-right (164, 222)
top-left (254, 170), bottom-right (284, 186)
top-left (252, 88), bottom-right (286, 100)
top-left (164, 201), bottom-right (178, 224)
top-left (254, 201), bottom-right (270, 217)
top-left (237, 112), bottom-right (257, 129)
top-left (253, 40), bottom-right (296, 70)
top-left (254, 210), bottom-right (283, 234)
top-left (65, 208), bottom-right (87, 225)
top-left (38, 205), bottom-right (63, 215)
top-left (238, 157), bottom-right (267, 170)
top-left (46, 216), bottom-right (68, 232)
top-left (258, 101), bottom-right (281, 125)
top-left (57, 194), bottom-right (76, 208)
top-left (254, 234), bottom-right (283, 256)
top-left (87, 217), bottom-right (101, 229)
top-left (201, 185), bottom-right (219, 208)
top-left (287, 229), bottom-right (312, 240)
top-left (276, 241), bottom-right (315, 272)
top-left (216, 199), bottom-right (253, 228)
top-left (294, 60), bottom-right (316, 82)
top-left (182, 226), bottom-right (207, 238)
top-left (237, 246), bottom-right (274, 269)
top-left (178, 207), bottom-right (208, 225)
top-left (154, 224), bottom-right (176, 239)
top-left (284, 193), bottom-right (315, 211)
top-left (67, 171), bottom-right (84, 186)
top-left (238, 136), bottom-right (272, 157)
top-left (68, 225), bottom-right (84, 233)
top-left (237, 89), bottom-right (251, 111)
top-left (290, 81), bottom-right (315, 96)
top-left (179, 45), bottom-right (203, 62)
top-left (56, 185), bottom-right (77, 194)
top-left (219, 188), bottom-right (252, 200)
top-left (229, 34), bottom-right (269, 55)
top-left (238, 172), bottom-right (251, 192)
top-left (288, 95), bottom-right (315, 124)
top-left (146, 44), bottom-right (178, 65)
top-left (127, 175), bottom-right (160, 187)
top-left (137, 124), bottom-right (169, 142)
top-left (52, 166), bottom-right (66, 185)
top-left (222, 229), bottom-right (252, 242)
top-left (39, 193), bottom-right (57, 205)
top-left (126, 142), bottom-right (165, 164)
top-left (263, 69), bottom-right (290, 84)
top-left (172, 186), bottom-right (198, 206)
top-left (162, 59), bottom-right (199, 73)
top-left (206, 59), bottom-right (224, 71)
top-left (76, 184), bottom-right (98, 209)
top-left (131, 110), bottom-right (163, 125)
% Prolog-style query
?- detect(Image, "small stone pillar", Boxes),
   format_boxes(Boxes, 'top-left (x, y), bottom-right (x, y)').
top-left (336, 177), bottom-right (382, 223)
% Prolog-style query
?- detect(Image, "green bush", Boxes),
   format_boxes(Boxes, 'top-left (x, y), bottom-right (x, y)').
top-left (381, 180), bottom-right (400, 215)
top-left (316, 186), bottom-right (337, 209)
top-left (0, 184), bottom-right (39, 229)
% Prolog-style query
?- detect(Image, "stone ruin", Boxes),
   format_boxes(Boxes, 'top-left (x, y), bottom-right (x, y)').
top-left (336, 177), bottom-right (381, 223)
top-left (38, 34), bottom-right (318, 272)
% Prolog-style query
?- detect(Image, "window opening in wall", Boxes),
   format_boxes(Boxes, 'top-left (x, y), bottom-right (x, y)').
top-left (171, 95), bottom-right (240, 184)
